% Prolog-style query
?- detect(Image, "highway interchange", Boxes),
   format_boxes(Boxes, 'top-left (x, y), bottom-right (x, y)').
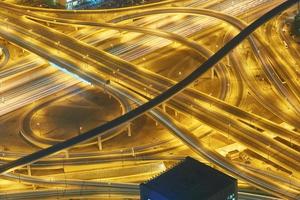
top-left (0, 0), bottom-right (299, 199)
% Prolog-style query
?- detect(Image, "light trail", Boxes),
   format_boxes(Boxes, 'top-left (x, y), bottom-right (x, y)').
top-left (23, 6), bottom-right (300, 168)
top-left (0, 2), bottom-right (298, 199)
top-left (0, 0), bottom-right (294, 198)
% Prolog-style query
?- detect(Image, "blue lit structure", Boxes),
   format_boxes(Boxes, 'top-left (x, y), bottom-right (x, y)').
top-left (140, 157), bottom-right (237, 200)
top-left (49, 62), bottom-right (91, 85)
top-left (51, 0), bottom-right (143, 10)
top-left (64, 0), bottom-right (104, 9)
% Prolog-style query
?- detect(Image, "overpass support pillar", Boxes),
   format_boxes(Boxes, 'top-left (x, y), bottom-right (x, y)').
top-left (120, 104), bottom-right (123, 113)
top-left (27, 165), bottom-right (31, 176)
top-left (211, 67), bottom-right (215, 79)
top-left (32, 184), bottom-right (37, 190)
top-left (227, 57), bottom-right (231, 66)
top-left (162, 103), bottom-right (166, 112)
top-left (127, 123), bottom-right (132, 137)
top-left (98, 136), bottom-right (102, 151)
top-left (65, 150), bottom-right (69, 159)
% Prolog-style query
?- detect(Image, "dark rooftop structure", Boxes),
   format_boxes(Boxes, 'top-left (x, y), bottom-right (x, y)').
top-left (294, 12), bottom-right (300, 36)
top-left (140, 157), bottom-right (237, 200)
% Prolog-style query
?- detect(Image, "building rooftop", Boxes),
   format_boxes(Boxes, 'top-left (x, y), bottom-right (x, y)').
top-left (141, 157), bottom-right (237, 200)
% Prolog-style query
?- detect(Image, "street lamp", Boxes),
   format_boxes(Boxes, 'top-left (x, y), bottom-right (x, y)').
top-left (36, 122), bottom-right (41, 136)
top-left (143, 87), bottom-right (147, 97)
top-left (56, 41), bottom-right (60, 55)
top-left (112, 70), bottom-right (116, 82)
top-left (290, 137), bottom-right (293, 148)
top-left (227, 123), bottom-right (231, 140)
top-left (79, 126), bottom-right (83, 135)
top-left (289, 174), bottom-right (293, 188)
top-left (266, 145), bottom-right (271, 161)
top-left (82, 54), bottom-right (90, 70)
top-left (4, 18), bottom-right (8, 30)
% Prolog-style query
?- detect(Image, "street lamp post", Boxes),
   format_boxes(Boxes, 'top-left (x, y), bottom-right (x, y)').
top-left (83, 54), bottom-right (89, 69)
top-left (144, 87), bottom-right (147, 97)
top-left (56, 41), bottom-right (60, 55)
top-left (266, 145), bottom-right (270, 161)
top-left (289, 174), bottom-right (293, 188)
top-left (227, 123), bottom-right (231, 140)
top-left (79, 125), bottom-right (82, 135)
top-left (3, 18), bottom-right (8, 30)
top-left (37, 122), bottom-right (41, 136)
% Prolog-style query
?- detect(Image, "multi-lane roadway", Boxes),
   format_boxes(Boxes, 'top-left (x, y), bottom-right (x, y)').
top-left (0, 0), bottom-right (299, 199)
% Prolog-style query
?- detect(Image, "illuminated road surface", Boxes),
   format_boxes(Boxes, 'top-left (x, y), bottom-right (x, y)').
top-left (0, 0), bottom-right (299, 199)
